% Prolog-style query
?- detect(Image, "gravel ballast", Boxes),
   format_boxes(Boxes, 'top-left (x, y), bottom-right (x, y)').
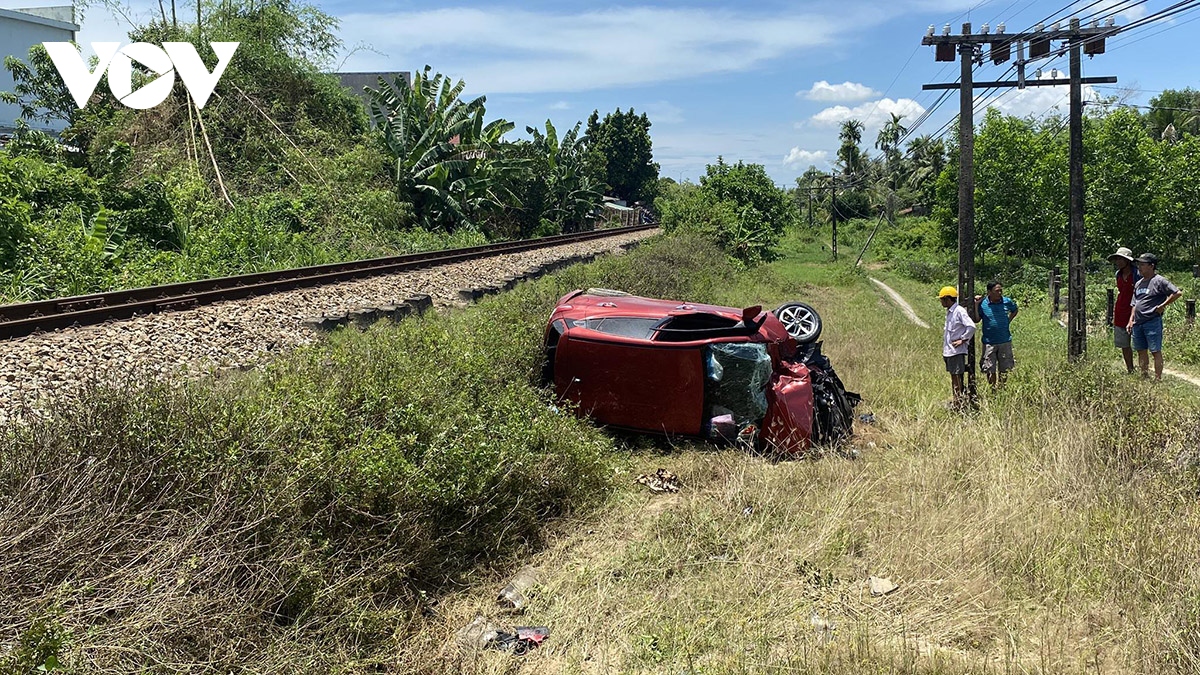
top-left (0, 230), bottom-right (656, 424)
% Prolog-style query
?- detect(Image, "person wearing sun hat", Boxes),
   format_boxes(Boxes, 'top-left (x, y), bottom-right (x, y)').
top-left (1128, 252), bottom-right (1183, 381)
top-left (939, 285), bottom-right (975, 408)
top-left (1107, 246), bottom-right (1139, 373)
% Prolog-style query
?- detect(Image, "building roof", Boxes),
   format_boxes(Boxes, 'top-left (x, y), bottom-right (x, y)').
top-left (0, 6), bottom-right (79, 32)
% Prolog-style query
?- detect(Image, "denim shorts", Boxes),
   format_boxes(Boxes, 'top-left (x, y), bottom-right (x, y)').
top-left (1132, 316), bottom-right (1163, 353)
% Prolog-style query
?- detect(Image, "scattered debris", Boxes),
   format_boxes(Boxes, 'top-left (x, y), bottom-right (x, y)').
top-left (456, 617), bottom-right (551, 656)
top-left (457, 615), bottom-right (503, 651)
top-left (810, 610), bottom-right (835, 644)
top-left (868, 576), bottom-right (899, 596)
top-left (495, 626), bottom-right (551, 656)
top-left (635, 468), bottom-right (680, 493)
top-left (498, 566), bottom-right (540, 611)
top-left (858, 413), bottom-right (876, 424)
top-left (741, 505), bottom-right (754, 517)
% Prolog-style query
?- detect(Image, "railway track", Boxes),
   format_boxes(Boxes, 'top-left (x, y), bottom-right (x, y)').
top-left (0, 225), bottom-right (655, 341)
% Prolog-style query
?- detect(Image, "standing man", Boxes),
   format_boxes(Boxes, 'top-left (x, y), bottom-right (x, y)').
top-left (1128, 253), bottom-right (1183, 381)
top-left (940, 286), bottom-right (976, 408)
top-left (974, 280), bottom-right (1019, 387)
top-left (1108, 246), bottom-right (1139, 374)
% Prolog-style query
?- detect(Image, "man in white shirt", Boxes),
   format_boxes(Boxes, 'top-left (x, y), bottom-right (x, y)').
top-left (940, 285), bottom-right (976, 409)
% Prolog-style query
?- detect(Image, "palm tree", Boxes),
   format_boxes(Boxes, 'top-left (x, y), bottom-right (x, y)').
top-left (875, 113), bottom-right (908, 190)
top-left (837, 119), bottom-right (865, 178)
top-left (905, 134), bottom-right (946, 212)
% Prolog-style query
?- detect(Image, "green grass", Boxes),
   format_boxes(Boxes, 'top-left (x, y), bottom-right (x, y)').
top-left (384, 228), bottom-right (1200, 674)
top-left (6, 228), bottom-right (1200, 673)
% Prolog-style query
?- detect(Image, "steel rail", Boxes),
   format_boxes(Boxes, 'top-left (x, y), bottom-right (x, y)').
top-left (0, 224), bottom-right (657, 340)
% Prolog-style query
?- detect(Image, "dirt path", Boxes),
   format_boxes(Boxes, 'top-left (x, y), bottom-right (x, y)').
top-left (1163, 367), bottom-right (1200, 387)
top-left (869, 278), bottom-right (931, 329)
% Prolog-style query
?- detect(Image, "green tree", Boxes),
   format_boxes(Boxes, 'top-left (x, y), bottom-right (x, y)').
top-left (905, 134), bottom-right (945, 212)
top-left (837, 119), bottom-right (866, 178)
top-left (366, 66), bottom-right (519, 233)
top-left (585, 108), bottom-right (660, 204)
top-left (1154, 133), bottom-right (1200, 259)
top-left (1086, 108), bottom-right (1156, 256)
top-left (1145, 88), bottom-right (1200, 140)
top-left (875, 113), bottom-right (908, 189)
top-left (526, 120), bottom-right (603, 233)
top-left (659, 158), bottom-right (796, 266)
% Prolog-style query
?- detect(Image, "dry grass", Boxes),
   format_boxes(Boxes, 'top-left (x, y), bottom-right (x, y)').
top-left (6, 235), bottom-right (1200, 673)
top-left (390, 266), bottom-right (1200, 674)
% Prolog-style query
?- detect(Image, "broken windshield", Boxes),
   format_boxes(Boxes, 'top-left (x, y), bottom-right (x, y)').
top-left (703, 343), bottom-right (771, 440)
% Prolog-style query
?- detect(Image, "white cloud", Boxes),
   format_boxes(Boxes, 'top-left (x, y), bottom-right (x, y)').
top-left (800, 80), bottom-right (879, 102)
top-left (549, 100), bottom-right (571, 110)
top-left (335, 6), bottom-right (867, 93)
top-left (643, 101), bottom-right (684, 125)
top-left (782, 148), bottom-right (829, 168)
top-left (809, 98), bottom-right (927, 131)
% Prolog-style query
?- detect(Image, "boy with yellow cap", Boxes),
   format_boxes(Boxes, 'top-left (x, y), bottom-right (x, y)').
top-left (939, 285), bottom-right (975, 408)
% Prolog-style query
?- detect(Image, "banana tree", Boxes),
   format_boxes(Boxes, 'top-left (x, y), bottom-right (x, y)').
top-left (527, 120), bottom-right (603, 232)
top-left (366, 66), bottom-right (522, 232)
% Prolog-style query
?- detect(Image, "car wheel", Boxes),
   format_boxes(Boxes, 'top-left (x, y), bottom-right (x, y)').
top-left (773, 302), bottom-right (822, 343)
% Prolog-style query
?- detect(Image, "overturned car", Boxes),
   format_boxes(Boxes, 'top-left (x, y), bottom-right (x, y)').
top-left (542, 289), bottom-right (860, 455)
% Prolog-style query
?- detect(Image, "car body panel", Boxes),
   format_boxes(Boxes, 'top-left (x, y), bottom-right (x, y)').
top-left (761, 360), bottom-right (815, 454)
top-left (554, 337), bottom-right (705, 435)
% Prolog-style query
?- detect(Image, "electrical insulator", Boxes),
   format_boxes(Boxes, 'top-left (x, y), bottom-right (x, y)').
top-left (942, 23), bottom-right (951, 36)
top-left (927, 24), bottom-right (935, 37)
top-left (981, 22), bottom-right (990, 34)
top-left (997, 22), bottom-right (1006, 33)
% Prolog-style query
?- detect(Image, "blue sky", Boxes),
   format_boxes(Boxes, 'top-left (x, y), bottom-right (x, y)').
top-left (8, 0), bottom-right (1200, 184)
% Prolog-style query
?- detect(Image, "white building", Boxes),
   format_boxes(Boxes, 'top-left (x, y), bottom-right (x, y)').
top-left (0, 5), bottom-right (78, 134)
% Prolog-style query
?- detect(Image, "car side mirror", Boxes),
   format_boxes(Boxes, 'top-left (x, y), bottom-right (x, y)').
top-left (742, 305), bottom-right (763, 330)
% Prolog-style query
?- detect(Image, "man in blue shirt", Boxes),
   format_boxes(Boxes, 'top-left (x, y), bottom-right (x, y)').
top-left (974, 280), bottom-right (1019, 387)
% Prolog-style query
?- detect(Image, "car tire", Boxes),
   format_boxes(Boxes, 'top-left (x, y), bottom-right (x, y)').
top-left (773, 302), bottom-right (822, 343)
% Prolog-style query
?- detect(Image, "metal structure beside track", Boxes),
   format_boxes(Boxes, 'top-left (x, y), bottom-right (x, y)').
top-left (0, 225), bottom-right (657, 341)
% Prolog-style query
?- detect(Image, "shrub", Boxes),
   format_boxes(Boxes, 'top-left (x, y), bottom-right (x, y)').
top-left (657, 159), bottom-right (796, 267)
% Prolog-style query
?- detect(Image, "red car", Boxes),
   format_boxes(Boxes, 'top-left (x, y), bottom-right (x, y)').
top-left (542, 289), bottom-right (859, 455)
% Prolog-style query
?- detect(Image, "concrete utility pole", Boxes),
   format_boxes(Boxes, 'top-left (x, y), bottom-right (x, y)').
top-left (830, 177), bottom-right (838, 261)
top-left (957, 26), bottom-right (978, 403)
top-left (922, 19), bottom-right (1116, 377)
top-left (1067, 18), bottom-right (1087, 361)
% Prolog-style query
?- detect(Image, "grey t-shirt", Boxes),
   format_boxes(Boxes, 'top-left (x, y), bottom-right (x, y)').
top-left (1132, 274), bottom-right (1180, 325)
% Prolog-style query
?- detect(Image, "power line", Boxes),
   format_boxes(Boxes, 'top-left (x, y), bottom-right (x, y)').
top-left (1105, 2), bottom-right (1200, 51)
